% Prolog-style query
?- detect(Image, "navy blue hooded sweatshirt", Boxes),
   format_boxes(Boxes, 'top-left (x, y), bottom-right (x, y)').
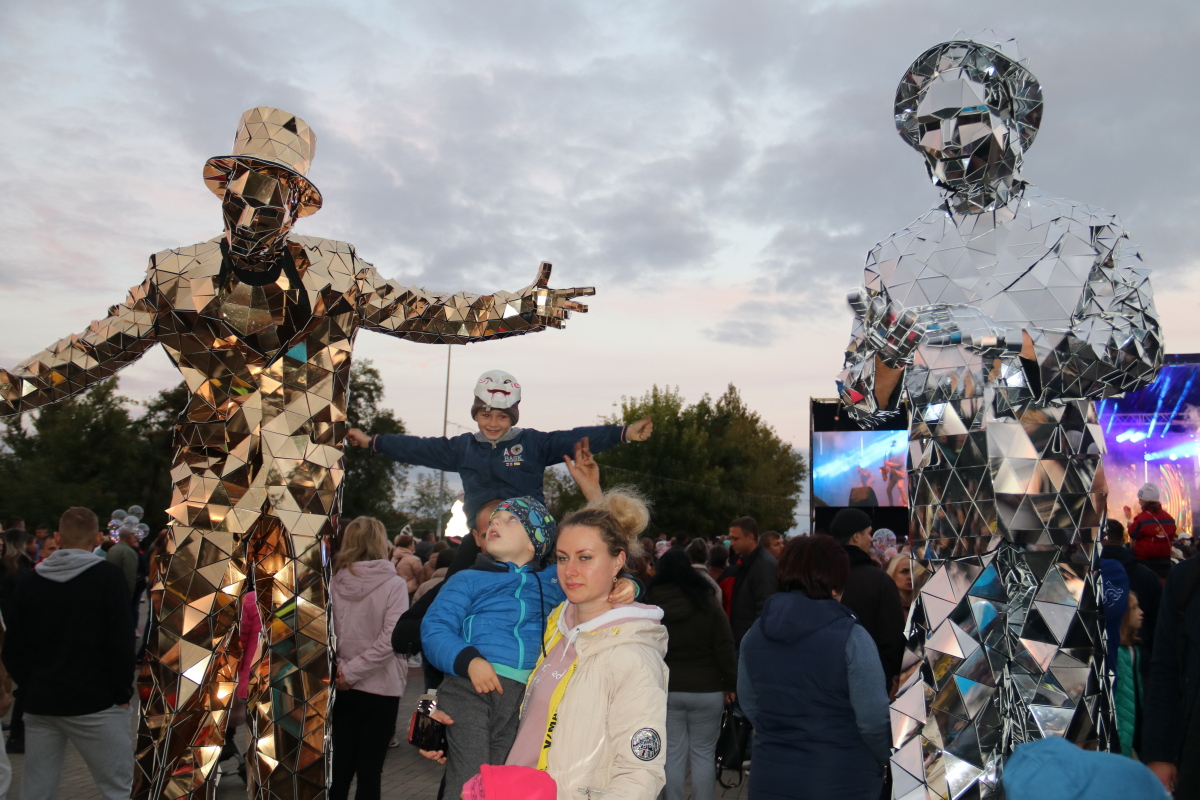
top-left (372, 424), bottom-right (624, 523)
top-left (738, 591), bottom-right (890, 800)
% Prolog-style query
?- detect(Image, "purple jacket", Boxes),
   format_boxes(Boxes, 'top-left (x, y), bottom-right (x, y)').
top-left (331, 559), bottom-right (410, 697)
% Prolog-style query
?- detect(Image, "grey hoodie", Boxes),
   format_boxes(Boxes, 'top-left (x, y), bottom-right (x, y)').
top-left (34, 549), bottom-right (106, 583)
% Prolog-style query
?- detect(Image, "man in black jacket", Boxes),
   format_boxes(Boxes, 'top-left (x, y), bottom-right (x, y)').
top-left (1102, 519), bottom-right (1162, 661)
top-left (1143, 555), bottom-right (1200, 798)
top-left (2, 507), bottom-right (135, 799)
top-left (728, 516), bottom-right (778, 646)
top-left (830, 508), bottom-right (905, 689)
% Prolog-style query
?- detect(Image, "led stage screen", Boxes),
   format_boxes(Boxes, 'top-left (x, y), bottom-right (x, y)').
top-left (1098, 354), bottom-right (1200, 535)
top-left (811, 429), bottom-right (909, 508)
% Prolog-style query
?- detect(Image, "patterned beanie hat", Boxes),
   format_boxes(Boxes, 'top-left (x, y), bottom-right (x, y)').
top-left (493, 497), bottom-right (556, 562)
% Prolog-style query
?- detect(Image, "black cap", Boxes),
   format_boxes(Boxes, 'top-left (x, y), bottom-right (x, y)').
top-left (829, 508), bottom-right (872, 543)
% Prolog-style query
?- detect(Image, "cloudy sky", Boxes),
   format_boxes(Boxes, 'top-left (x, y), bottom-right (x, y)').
top-left (2, 0), bottom-right (1198, 454)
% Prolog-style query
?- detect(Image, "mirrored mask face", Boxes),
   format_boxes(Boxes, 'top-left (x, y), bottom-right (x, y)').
top-left (914, 71), bottom-right (1021, 191)
top-left (221, 163), bottom-right (300, 262)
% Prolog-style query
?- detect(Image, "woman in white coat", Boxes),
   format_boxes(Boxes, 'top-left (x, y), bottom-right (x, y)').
top-left (426, 442), bottom-right (668, 799)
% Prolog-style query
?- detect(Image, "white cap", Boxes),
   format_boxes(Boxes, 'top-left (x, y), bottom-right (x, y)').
top-left (474, 370), bottom-right (521, 410)
top-left (1137, 483), bottom-right (1160, 502)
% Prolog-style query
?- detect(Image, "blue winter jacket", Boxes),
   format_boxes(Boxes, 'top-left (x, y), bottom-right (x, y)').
top-left (372, 425), bottom-right (625, 523)
top-left (420, 555), bottom-right (566, 683)
top-left (738, 591), bottom-right (890, 800)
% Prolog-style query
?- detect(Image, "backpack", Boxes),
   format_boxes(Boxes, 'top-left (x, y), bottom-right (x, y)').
top-left (1133, 513), bottom-right (1175, 561)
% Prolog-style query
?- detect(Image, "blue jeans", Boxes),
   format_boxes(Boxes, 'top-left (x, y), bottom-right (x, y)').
top-left (664, 691), bottom-right (725, 800)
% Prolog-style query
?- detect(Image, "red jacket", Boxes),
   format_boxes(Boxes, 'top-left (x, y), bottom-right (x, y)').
top-left (1130, 508), bottom-right (1176, 560)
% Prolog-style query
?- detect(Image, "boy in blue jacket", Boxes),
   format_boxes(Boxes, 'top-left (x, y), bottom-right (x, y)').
top-left (421, 496), bottom-right (635, 798)
top-left (345, 369), bottom-right (652, 524)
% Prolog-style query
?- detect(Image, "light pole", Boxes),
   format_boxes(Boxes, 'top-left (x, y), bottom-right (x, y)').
top-left (437, 345), bottom-right (451, 539)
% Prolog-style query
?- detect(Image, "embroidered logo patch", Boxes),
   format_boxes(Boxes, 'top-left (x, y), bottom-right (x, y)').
top-left (630, 728), bottom-right (661, 761)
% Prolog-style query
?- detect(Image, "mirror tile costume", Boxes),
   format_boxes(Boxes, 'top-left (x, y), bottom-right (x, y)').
top-left (0, 107), bottom-right (592, 799)
top-left (837, 36), bottom-right (1163, 798)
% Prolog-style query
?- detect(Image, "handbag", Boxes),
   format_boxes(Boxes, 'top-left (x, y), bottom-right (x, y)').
top-left (714, 703), bottom-right (752, 789)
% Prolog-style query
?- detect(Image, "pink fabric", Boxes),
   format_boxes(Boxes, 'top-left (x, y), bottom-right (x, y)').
top-left (464, 765), bottom-right (556, 800)
top-left (330, 559), bottom-right (411, 696)
top-left (237, 592), bottom-right (263, 700)
top-left (506, 606), bottom-right (580, 768)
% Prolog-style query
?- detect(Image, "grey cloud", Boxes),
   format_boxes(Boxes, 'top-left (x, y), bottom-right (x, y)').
top-left (2, 0), bottom-right (1199, 337)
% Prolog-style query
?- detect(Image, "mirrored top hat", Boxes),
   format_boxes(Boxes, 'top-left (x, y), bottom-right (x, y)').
top-left (895, 31), bottom-right (1043, 155)
top-left (203, 106), bottom-right (323, 217)
top-left (472, 370), bottom-right (522, 423)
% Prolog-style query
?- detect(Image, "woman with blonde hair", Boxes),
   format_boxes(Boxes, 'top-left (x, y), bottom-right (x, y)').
top-left (330, 516), bottom-right (410, 800)
top-left (425, 440), bottom-right (669, 799)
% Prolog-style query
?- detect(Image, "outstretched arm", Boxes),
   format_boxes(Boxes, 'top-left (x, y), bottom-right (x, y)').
top-left (837, 283), bottom-right (922, 427)
top-left (1031, 223), bottom-right (1163, 401)
top-left (355, 259), bottom-right (593, 344)
top-left (0, 270), bottom-right (157, 416)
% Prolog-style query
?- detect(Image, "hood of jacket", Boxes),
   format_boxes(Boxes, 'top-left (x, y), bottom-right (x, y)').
top-left (844, 543), bottom-right (876, 569)
top-left (331, 559), bottom-right (402, 600)
top-left (758, 590), bottom-right (855, 644)
top-left (555, 602), bottom-right (667, 660)
top-left (473, 426), bottom-right (523, 445)
top-left (1100, 544), bottom-right (1135, 567)
top-left (471, 552), bottom-right (545, 574)
top-left (34, 548), bottom-right (107, 583)
top-left (650, 584), bottom-right (700, 625)
top-left (1003, 737), bottom-right (1169, 800)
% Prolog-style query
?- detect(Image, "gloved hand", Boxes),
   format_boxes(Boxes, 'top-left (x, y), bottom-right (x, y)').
top-left (848, 290), bottom-right (924, 369)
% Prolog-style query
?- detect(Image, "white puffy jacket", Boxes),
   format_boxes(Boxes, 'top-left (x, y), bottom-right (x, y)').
top-left (532, 602), bottom-right (669, 800)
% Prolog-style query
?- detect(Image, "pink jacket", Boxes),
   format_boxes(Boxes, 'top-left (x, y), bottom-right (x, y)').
top-left (330, 559), bottom-right (411, 697)
top-left (392, 547), bottom-right (424, 595)
top-left (237, 593), bottom-right (263, 700)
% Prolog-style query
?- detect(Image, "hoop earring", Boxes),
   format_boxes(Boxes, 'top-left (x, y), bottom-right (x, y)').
top-left (612, 575), bottom-right (618, 584)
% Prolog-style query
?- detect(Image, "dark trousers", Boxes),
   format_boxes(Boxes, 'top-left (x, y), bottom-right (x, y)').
top-left (438, 674), bottom-right (526, 800)
top-left (330, 689), bottom-right (401, 800)
top-left (8, 693), bottom-right (24, 741)
top-left (1178, 705), bottom-right (1200, 800)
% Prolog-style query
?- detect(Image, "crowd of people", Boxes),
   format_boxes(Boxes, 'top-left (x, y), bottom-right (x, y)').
top-left (0, 369), bottom-right (1196, 800)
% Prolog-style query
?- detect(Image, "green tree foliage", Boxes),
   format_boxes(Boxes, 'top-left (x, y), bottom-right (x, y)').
top-left (0, 359), bottom-right (410, 534)
top-left (0, 379), bottom-right (162, 530)
top-left (130, 381), bottom-right (190, 531)
top-left (342, 360), bottom-right (409, 529)
top-left (404, 472), bottom-right (458, 537)
top-left (545, 384), bottom-right (806, 537)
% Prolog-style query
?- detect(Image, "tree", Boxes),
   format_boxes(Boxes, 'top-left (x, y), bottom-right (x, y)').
top-left (130, 381), bottom-right (190, 532)
top-left (545, 384), bottom-right (806, 537)
top-left (0, 378), bottom-right (155, 529)
top-left (342, 360), bottom-right (409, 529)
top-left (0, 359), bottom-right (412, 535)
top-left (404, 473), bottom-right (457, 537)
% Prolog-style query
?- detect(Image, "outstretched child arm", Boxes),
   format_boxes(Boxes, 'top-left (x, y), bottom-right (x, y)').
top-left (346, 429), bottom-right (463, 472)
top-left (538, 416), bottom-right (652, 466)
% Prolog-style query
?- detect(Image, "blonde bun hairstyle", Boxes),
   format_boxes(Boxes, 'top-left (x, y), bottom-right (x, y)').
top-left (559, 486), bottom-right (650, 563)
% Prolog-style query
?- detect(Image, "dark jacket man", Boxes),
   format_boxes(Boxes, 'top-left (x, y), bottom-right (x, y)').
top-left (830, 508), bottom-right (906, 683)
top-left (1142, 556), bottom-right (1200, 796)
top-left (3, 548), bottom-right (134, 716)
top-left (730, 545), bottom-right (778, 646)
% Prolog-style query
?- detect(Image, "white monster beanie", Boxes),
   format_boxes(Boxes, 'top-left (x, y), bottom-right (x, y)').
top-left (470, 370), bottom-right (522, 424)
